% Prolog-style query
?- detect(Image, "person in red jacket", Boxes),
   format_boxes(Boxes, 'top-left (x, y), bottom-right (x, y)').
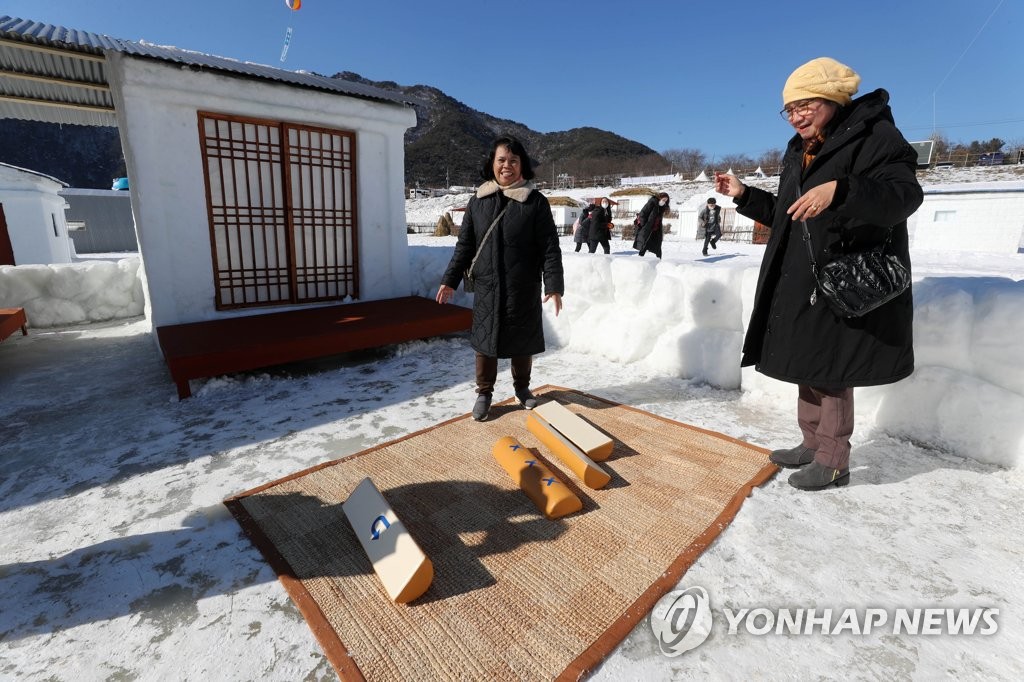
top-left (715, 57), bottom-right (922, 491)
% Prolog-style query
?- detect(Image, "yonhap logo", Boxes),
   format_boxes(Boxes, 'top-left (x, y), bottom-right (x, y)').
top-left (649, 586), bottom-right (713, 656)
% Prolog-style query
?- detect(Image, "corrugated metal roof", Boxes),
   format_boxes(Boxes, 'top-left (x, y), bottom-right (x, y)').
top-left (0, 15), bottom-right (414, 127)
top-left (0, 160), bottom-right (68, 185)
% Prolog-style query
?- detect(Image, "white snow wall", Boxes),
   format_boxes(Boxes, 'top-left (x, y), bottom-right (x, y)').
top-left (2, 251), bottom-right (1022, 468)
top-left (408, 247), bottom-right (1024, 469)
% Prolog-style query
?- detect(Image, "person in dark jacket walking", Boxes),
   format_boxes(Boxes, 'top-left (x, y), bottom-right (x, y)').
top-left (587, 198), bottom-right (613, 254)
top-left (697, 197), bottom-right (722, 256)
top-left (437, 136), bottom-right (564, 422)
top-left (715, 57), bottom-right (922, 490)
top-left (633, 192), bottom-right (670, 258)
top-left (574, 204), bottom-right (595, 252)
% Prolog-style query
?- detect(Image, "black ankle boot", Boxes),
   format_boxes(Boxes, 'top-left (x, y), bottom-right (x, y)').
top-left (515, 388), bottom-right (537, 410)
top-left (788, 461), bottom-right (850, 490)
top-left (472, 393), bottom-right (492, 421)
top-left (769, 444), bottom-right (815, 469)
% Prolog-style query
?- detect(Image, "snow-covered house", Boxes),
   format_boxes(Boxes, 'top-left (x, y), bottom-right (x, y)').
top-left (547, 196), bottom-right (585, 231)
top-left (0, 162), bottom-right (73, 265)
top-left (0, 16), bottom-right (417, 328)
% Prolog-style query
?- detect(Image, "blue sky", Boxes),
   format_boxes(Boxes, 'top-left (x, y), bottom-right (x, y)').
top-left (5, 0), bottom-right (1021, 159)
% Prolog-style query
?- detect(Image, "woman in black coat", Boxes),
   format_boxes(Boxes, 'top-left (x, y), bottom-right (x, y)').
top-left (574, 204), bottom-right (595, 252)
top-left (632, 192), bottom-right (670, 258)
top-left (436, 136), bottom-right (564, 422)
top-left (587, 199), bottom-right (613, 254)
top-left (716, 57), bottom-right (922, 490)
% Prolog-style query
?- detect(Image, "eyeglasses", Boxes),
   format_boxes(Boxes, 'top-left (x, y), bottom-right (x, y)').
top-left (779, 99), bottom-right (824, 120)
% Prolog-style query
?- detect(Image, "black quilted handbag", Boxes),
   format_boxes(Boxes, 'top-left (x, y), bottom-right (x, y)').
top-left (801, 221), bottom-right (910, 318)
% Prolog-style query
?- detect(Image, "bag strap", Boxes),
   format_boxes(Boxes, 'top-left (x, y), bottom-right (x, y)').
top-left (799, 218), bottom-right (821, 307)
top-left (468, 203), bottom-right (509, 277)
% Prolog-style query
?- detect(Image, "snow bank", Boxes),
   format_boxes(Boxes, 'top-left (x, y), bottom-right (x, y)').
top-left (0, 258), bottom-right (145, 327)
top-left (2, 239), bottom-right (1021, 469)
top-left (410, 240), bottom-right (1024, 469)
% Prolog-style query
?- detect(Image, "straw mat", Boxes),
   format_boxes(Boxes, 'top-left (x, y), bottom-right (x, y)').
top-left (225, 386), bottom-right (776, 680)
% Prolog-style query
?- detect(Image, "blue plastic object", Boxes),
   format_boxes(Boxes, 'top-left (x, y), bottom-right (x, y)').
top-left (111, 177), bottom-right (129, 190)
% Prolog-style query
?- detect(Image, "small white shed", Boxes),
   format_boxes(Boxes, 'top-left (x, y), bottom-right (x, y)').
top-left (0, 17), bottom-right (418, 329)
top-left (0, 162), bottom-right (73, 265)
top-left (547, 196), bottom-right (585, 231)
top-left (908, 181), bottom-right (1024, 253)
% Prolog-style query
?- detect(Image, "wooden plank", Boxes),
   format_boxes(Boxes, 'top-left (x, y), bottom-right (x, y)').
top-left (526, 412), bottom-right (611, 489)
top-left (534, 400), bottom-right (613, 461)
top-left (342, 477), bottom-right (433, 603)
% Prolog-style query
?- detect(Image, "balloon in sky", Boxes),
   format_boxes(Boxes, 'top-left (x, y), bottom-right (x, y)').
top-left (285, 0), bottom-right (301, 9)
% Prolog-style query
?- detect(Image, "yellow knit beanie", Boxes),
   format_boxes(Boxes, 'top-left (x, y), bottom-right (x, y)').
top-left (782, 57), bottom-right (861, 106)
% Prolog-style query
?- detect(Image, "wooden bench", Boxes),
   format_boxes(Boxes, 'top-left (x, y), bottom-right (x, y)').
top-left (0, 307), bottom-right (28, 343)
top-left (155, 296), bottom-right (472, 399)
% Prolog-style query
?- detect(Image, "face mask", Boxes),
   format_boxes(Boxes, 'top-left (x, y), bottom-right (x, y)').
top-left (659, 199), bottom-right (667, 206)
top-left (602, 202), bottom-right (609, 208)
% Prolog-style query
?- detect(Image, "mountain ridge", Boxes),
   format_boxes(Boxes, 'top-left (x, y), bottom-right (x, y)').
top-left (331, 71), bottom-right (667, 188)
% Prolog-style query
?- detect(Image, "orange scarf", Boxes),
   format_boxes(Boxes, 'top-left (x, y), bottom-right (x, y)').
top-left (802, 131), bottom-right (826, 170)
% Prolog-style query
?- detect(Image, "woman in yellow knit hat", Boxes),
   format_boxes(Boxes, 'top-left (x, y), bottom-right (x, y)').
top-left (715, 57), bottom-right (923, 491)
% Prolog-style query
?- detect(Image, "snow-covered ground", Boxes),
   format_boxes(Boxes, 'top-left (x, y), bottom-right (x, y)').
top-left (2, 170), bottom-right (1024, 680)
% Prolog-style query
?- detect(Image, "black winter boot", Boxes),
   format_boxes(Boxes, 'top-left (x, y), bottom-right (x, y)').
top-left (788, 461), bottom-right (850, 490)
top-left (769, 444), bottom-right (815, 469)
top-left (515, 388), bottom-right (538, 410)
top-left (472, 393), bottom-right (492, 421)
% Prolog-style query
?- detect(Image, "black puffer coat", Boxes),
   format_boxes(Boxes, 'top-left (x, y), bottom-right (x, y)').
top-left (632, 196), bottom-right (663, 251)
top-left (442, 182), bottom-right (564, 358)
top-left (575, 205), bottom-right (595, 245)
top-left (587, 204), bottom-right (612, 242)
top-left (736, 89), bottom-right (923, 388)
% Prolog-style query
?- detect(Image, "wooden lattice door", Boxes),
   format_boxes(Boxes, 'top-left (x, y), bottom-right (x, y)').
top-left (198, 112), bottom-right (358, 309)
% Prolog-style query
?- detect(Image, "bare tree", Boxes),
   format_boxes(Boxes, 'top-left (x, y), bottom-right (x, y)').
top-left (718, 153), bottom-right (755, 174)
top-left (756, 149), bottom-right (784, 174)
top-left (662, 148), bottom-right (707, 175)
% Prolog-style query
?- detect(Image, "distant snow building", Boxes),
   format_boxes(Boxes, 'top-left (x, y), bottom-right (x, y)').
top-left (0, 162), bottom-right (73, 265)
top-left (909, 181), bottom-right (1024, 253)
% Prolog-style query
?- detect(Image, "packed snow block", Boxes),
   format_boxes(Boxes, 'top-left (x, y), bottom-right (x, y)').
top-left (969, 279), bottom-right (1024, 396)
top-left (913, 278), bottom-right (976, 374)
top-left (534, 400), bottom-right (613, 462)
top-left (644, 263), bottom-right (689, 327)
top-left (871, 367), bottom-right (1024, 468)
top-left (342, 477), bottom-right (434, 603)
top-left (526, 412), bottom-right (611, 489)
top-left (563, 255), bottom-right (614, 305)
top-left (739, 265), bottom-right (761, 333)
top-left (609, 257), bottom-right (656, 306)
top-left (491, 436), bottom-right (582, 520)
top-left (648, 324), bottom-right (742, 389)
top-left (678, 265), bottom-right (745, 331)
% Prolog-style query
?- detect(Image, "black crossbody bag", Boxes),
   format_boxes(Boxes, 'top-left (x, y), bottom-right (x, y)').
top-left (800, 218), bottom-right (910, 318)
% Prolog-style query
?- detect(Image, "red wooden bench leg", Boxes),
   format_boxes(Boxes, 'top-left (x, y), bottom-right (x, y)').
top-left (176, 379), bottom-right (192, 400)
